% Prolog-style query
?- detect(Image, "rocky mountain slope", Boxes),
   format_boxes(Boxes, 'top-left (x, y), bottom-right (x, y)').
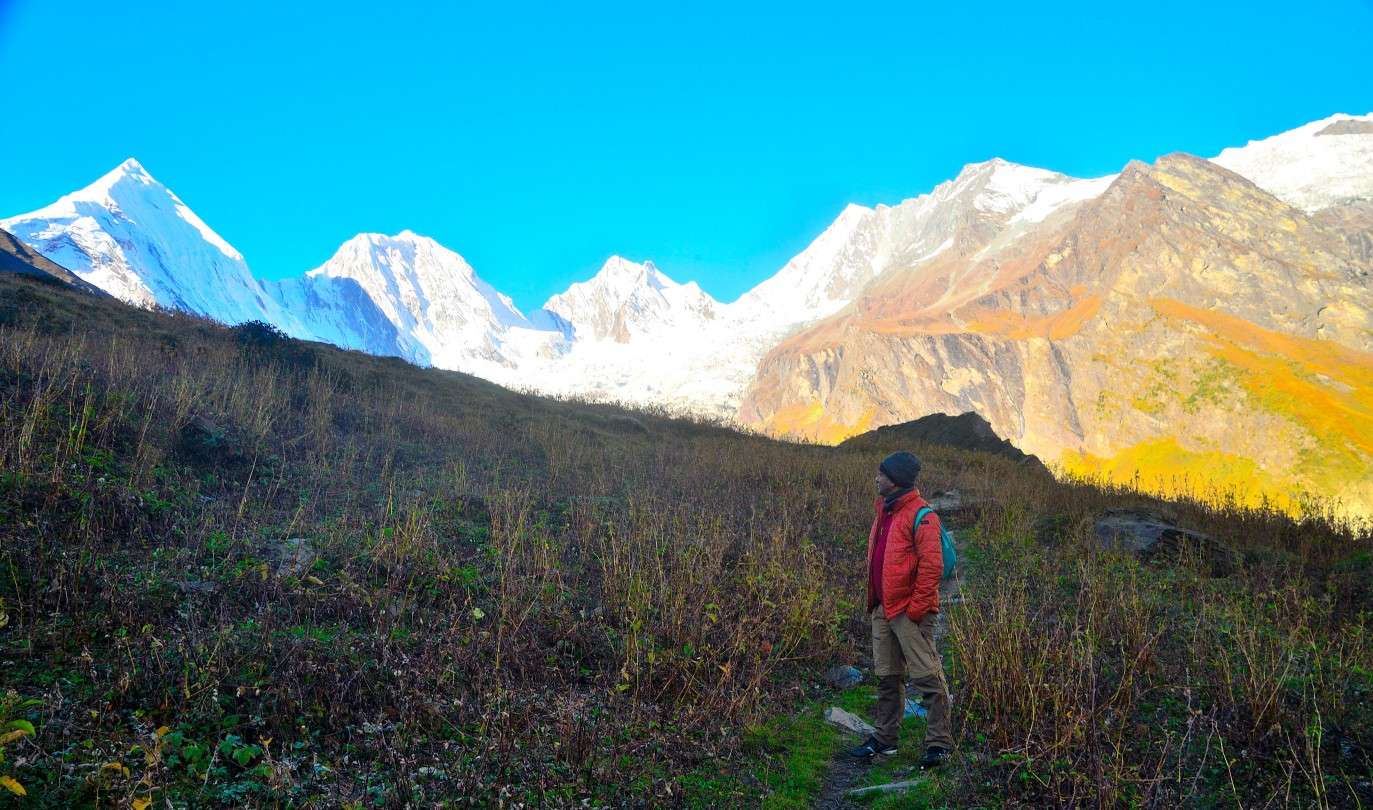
top-left (740, 125), bottom-right (1373, 518)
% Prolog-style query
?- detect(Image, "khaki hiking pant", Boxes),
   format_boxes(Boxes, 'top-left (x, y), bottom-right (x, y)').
top-left (870, 606), bottom-right (953, 750)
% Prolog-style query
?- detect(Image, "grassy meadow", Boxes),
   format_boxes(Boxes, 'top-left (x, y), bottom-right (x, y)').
top-left (0, 273), bottom-right (1370, 808)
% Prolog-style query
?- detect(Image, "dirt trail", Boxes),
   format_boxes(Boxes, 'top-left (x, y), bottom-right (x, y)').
top-left (814, 755), bottom-right (874, 810)
top-left (812, 564), bottom-right (967, 809)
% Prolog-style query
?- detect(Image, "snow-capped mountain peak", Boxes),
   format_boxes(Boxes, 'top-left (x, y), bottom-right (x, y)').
top-left (92, 158), bottom-right (152, 190)
top-left (600, 254), bottom-right (656, 276)
top-left (308, 231), bottom-right (491, 306)
top-left (941, 158), bottom-right (1113, 221)
top-left (729, 161), bottom-right (1057, 327)
top-left (275, 227), bottom-right (578, 380)
top-left (584, 255), bottom-right (672, 294)
top-left (69, 157), bottom-right (152, 200)
top-left (0, 158), bottom-right (270, 321)
top-left (1211, 112), bottom-right (1373, 212)
top-left (979, 162), bottom-right (1060, 211)
top-left (294, 230), bottom-right (542, 368)
top-left (543, 256), bottom-right (720, 343)
top-left (51, 158), bottom-right (245, 263)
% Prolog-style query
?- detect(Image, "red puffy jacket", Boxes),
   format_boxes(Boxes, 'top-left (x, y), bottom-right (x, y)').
top-left (866, 489), bottom-right (943, 622)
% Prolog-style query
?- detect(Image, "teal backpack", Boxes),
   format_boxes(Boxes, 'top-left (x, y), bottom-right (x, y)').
top-left (914, 506), bottom-right (958, 580)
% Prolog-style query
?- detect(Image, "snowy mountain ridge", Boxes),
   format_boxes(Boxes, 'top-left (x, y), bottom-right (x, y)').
top-left (4, 112), bottom-right (1370, 416)
top-left (544, 256), bottom-right (720, 343)
top-left (1212, 112), bottom-right (1373, 212)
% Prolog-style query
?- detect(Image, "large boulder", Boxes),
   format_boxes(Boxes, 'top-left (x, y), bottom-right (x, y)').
top-left (1094, 509), bottom-right (1238, 574)
top-left (265, 537), bottom-right (317, 579)
top-left (926, 489), bottom-right (976, 520)
top-left (1094, 509), bottom-right (1198, 554)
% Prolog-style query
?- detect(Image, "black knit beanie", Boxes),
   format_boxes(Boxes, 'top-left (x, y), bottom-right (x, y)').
top-left (879, 451), bottom-right (921, 489)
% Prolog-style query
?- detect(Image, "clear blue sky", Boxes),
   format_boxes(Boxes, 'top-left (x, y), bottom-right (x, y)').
top-left (2, 0), bottom-right (1372, 310)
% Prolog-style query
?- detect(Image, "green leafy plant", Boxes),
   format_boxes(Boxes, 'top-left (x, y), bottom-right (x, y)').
top-left (0, 691), bottom-right (41, 797)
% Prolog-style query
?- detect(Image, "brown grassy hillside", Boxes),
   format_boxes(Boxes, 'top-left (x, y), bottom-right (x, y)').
top-left (0, 273), bottom-right (1369, 807)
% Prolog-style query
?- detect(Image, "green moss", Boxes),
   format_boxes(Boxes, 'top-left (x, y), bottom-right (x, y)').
top-left (684, 684), bottom-right (954, 809)
top-left (848, 702), bottom-right (951, 809)
top-left (681, 685), bottom-right (875, 809)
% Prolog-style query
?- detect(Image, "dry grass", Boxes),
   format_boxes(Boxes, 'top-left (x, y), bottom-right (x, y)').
top-left (0, 273), bottom-right (1369, 807)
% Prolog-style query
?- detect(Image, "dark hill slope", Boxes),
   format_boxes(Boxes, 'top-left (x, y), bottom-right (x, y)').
top-left (840, 410), bottom-right (1047, 472)
top-left (1, 227), bottom-right (107, 295)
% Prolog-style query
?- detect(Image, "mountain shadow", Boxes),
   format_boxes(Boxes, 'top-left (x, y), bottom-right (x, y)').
top-left (0, 227), bottom-right (107, 295)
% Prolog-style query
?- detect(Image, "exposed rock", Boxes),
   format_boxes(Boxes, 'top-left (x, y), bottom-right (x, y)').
top-left (174, 579), bottom-right (219, 596)
top-left (1317, 119), bottom-right (1373, 136)
top-left (823, 706), bottom-right (875, 737)
top-left (1094, 509), bottom-right (1206, 554)
top-left (925, 489), bottom-right (965, 514)
top-left (741, 149), bottom-right (1373, 522)
top-left (1314, 202), bottom-right (1373, 262)
top-left (1094, 509), bottom-right (1238, 574)
top-left (824, 664), bottom-right (864, 689)
top-left (266, 537), bottom-right (317, 579)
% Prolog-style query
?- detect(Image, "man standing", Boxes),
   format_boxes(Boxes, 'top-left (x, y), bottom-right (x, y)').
top-left (847, 451), bottom-right (953, 768)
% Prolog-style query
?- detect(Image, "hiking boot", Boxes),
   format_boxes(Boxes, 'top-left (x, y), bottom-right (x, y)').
top-left (918, 745), bottom-right (951, 769)
top-left (846, 736), bottom-right (897, 758)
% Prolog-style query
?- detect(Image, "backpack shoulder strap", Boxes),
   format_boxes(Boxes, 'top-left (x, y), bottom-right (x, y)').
top-left (913, 506), bottom-right (933, 530)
